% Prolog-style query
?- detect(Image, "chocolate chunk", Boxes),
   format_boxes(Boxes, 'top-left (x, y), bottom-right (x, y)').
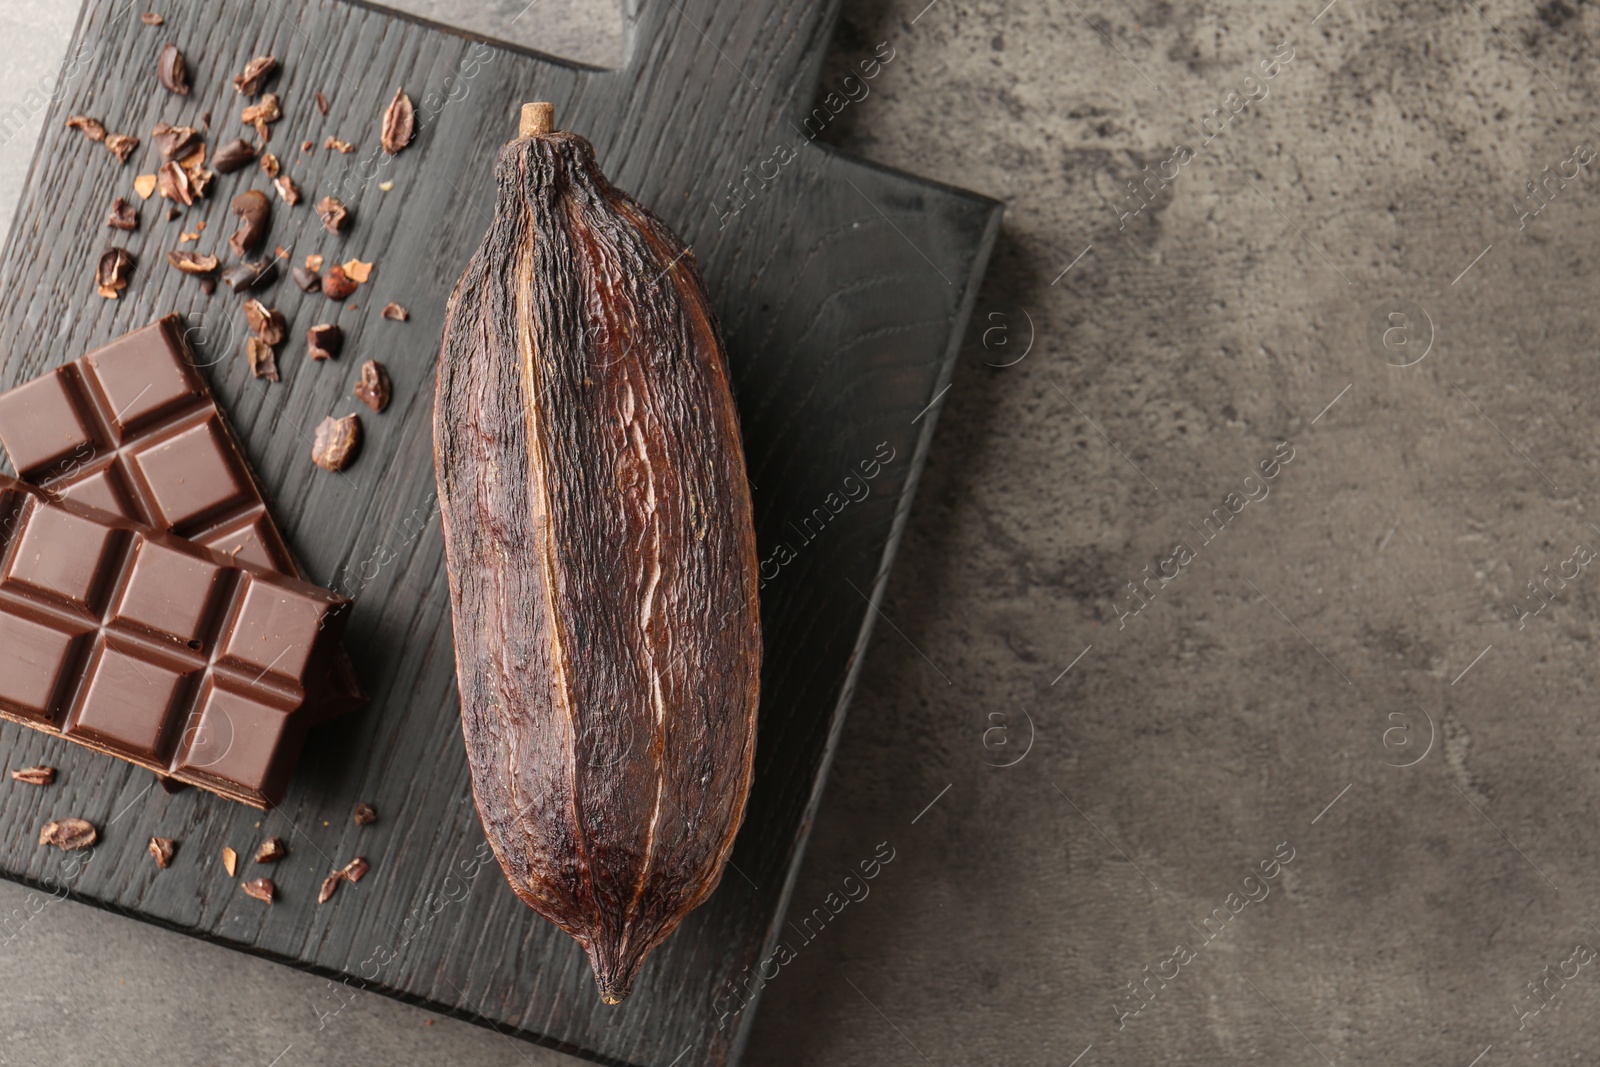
top-left (10, 765), bottom-right (56, 785)
top-left (292, 266), bottom-right (321, 293)
top-left (354, 360), bottom-right (390, 413)
top-left (65, 115), bottom-right (106, 142)
top-left (312, 416), bottom-right (361, 472)
top-left (243, 299), bottom-right (285, 346)
top-left (246, 337), bottom-right (279, 382)
top-left (212, 138), bottom-right (256, 173)
top-left (240, 877), bottom-right (275, 903)
top-left (228, 189), bottom-right (270, 257)
top-left (253, 837), bottom-right (287, 863)
top-left (307, 323), bottom-right (342, 361)
top-left (353, 803), bottom-right (377, 826)
top-left (95, 248), bottom-right (135, 299)
top-left (106, 197), bottom-right (139, 231)
top-left (381, 87), bottom-right (414, 155)
top-left (39, 818), bottom-right (96, 851)
top-left (157, 42), bottom-right (189, 95)
top-left (380, 302), bottom-right (408, 322)
top-left (321, 264), bottom-right (357, 300)
top-left (148, 836), bottom-right (176, 868)
top-left (233, 55), bottom-right (278, 95)
top-left (315, 195), bottom-right (348, 235)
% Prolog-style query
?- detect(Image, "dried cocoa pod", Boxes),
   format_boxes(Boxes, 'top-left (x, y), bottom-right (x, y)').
top-left (433, 103), bottom-right (760, 1005)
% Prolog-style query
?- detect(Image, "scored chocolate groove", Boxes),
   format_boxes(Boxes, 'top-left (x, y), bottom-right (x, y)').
top-left (0, 315), bottom-right (367, 724)
top-left (0, 480), bottom-right (351, 808)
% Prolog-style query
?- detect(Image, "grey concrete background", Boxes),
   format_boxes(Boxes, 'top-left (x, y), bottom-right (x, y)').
top-left (6, 0), bottom-right (1600, 1064)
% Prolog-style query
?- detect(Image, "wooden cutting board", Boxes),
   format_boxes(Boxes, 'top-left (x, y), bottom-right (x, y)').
top-left (0, 1), bottom-right (999, 1063)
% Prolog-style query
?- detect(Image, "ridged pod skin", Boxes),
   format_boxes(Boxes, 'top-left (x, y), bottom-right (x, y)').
top-left (433, 119), bottom-right (760, 1004)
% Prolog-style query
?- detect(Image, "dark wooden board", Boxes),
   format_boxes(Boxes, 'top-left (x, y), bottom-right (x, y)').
top-left (0, 1), bottom-right (1000, 1063)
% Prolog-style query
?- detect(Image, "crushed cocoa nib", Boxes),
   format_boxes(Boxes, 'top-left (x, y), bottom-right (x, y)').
top-left (241, 93), bottom-right (280, 142)
top-left (222, 846), bottom-right (238, 876)
top-left (301, 139), bottom-right (313, 153)
top-left (354, 359), bottom-right (390, 412)
top-left (167, 249), bottom-right (218, 274)
top-left (243, 299), bottom-right (285, 345)
top-left (220, 259), bottom-right (277, 292)
top-left (315, 92), bottom-right (330, 115)
top-left (273, 174), bottom-right (300, 205)
top-left (10, 766), bottom-right (56, 785)
top-left (157, 42), bottom-right (189, 95)
top-left (233, 55), bottom-right (278, 95)
top-left (305, 253), bottom-right (324, 271)
top-left (228, 189), bottom-right (270, 256)
top-left (141, 12), bottom-right (164, 25)
top-left (318, 855), bottom-right (371, 903)
top-left (307, 322), bottom-right (341, 360)
top-left (321, 264), bottom-right (357, 299)
top-left (65, 115), bottom-right (106, 142)
top-left (104, 134), bottom-right (139, 164)
top-left (106, 197), bottom-right (138, 231)
top-left (212, 138), bottom-right (256, 173)
top-left (353, 803), bottom-right (377, 826)
top-left (381, 87), bottom-right (414, 155)
top-left (317, 871), bottom-right (342, 903)
top-left (148, 837), bottom-right (175, 868)
top-left (342, 259), bottom-right (372, 283)
top-left (253, 837), bottom-right (287, 863)
top-left (240, 877), bottom-right (275, 903)
top-left (342, 856), bottom-right (370, 883)
top-left (246, 337), bottom-right (279, 382)
top-left (258, 150), bottom-right (280, 178)
top-left (315, 196), bottom-right (348, 235)
top-left (156, 161), bottom-right (195, 205)
top-left (133, 173), bottom-right (158, 199)
top-left (312, 415), bottom-right (361, 471)
top-left (380, 302), bottom-right (408, 322)
top-left (39, 818), bottom-right (97, 851)
top-left (151, 121), bottom-right (201, 161)
top-left (292, 266), bottom-right (321, 293)
top-left (324, 136), bottom-right (354, 154)
top-left (96, 248), bottom-right (135, 299)
top-left (188, 167), bottom-right (215, 200)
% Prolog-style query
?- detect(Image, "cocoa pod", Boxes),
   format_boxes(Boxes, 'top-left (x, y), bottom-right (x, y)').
top-left (433, 103), bottom-right (760, 1004)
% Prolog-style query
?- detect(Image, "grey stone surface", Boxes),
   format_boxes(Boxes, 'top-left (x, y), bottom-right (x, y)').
top-left (6, 0), bottom-right (1600, 1065)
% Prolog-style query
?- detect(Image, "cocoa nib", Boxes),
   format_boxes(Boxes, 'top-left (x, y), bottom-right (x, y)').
top-left (228, 189), bottom-right (270, 256)
top-left (354, 359), bottom-right (391, 412)
top-left (317, 871), bottom-right (343, 904)
top-left (148, 836), bottom-right (175, 869)
top-left (380, 302), bottom-right (408, 322)
top-left (353, 802), bottom-right (378, 826)
top-left (157, 42), bottom-right (189, 95)
top-left (212, 138), bottom-right (256, 173)
top-left (151, 121), bottom-right (201, 161)
top-left (292, 266), bottom-right (320, 293)
top-left (273, 174), bottom-right (300, 205)
top-left (324, 136), bottom-right (354, 154)
top-left (104, 134), bottom-right (139, 164)
top-left (317, 856), bottom-right (371, 904)
top-left (241, 93), bottom-right (280, 142)
top-left (166, 249), bottom-right (219, 274)
top-left (233, 55), bottom-right (278, 95)
top-left (39, 817), bottom-right (97, 851)
top-left (106, 197), bottom-right (138, 231)
top-left (315, 196), bottom-right (348, 234)
top-left (321, 264), bottom-right (357, 300)
top-left (257, 150), bottom-right (280, 178)
top-left (222, 846), bottom-right (238, 876)
top-left (315, 92), bottom-right (330, 115)
top-left (65, 115), bottom-right (105, 142)
top-left (10, 765), bottom-right (56, 785)
top-left (141, 12), bottom-right (164, 26)
top-left (240, 877), bottom-right (275, 904)
top-left (312, 415), bottom-right (362, 471)
top-left (307, 322), bottom-right (342, 360)
top-left (246, 337), bottom-right (279, 382)
top-left (342, 856), bottom-right (370, 883)
top-left (381, 87), bottom-right (414, 155)
top-left (220, 259), bottom-right (277, 292)
top-left (253, 837), bottom-right (287, 864)
top-left (243, 299), bottom-right (285, 345)
top-left (156, 161), bottom-right (195, 205)
top-left (96, 248), bottom-right (135, 299)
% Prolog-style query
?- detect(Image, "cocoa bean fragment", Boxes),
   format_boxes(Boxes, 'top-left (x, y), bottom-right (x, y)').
top-left (212, 138), bottom-right (256, 173)
top-left (151, 122), bottom-right (201, 161)
top-left (156, 160), bottom-right (195, 205)
top-left (353, 802), bottom-right (377, 826)
top-left (306, 322), bottom-right (341, 360)
top-left (315, 92), bottom-right (330, 115)
top-left (141, 12), bottom-right (164, 25)
top-left (222, 847), bottom-right (238, 876)
top-left (96, 248), bottom-right (135, 299)
top-left (315, 195), bottom-right (348, 235)
top-left (321, 264), bottom-right (357, 300)
top-left (157, 42), bottom-right (189, 95)
top-left (380, 302), bottom-right (408, 322)
top-left (10, 766), bottom-right (56, 785)
top-left (312, 415), bottom-right (361, 471)
top-left (106, 197), bottom-right (138, 231)
top-left (65, 115), bottom-right (105, 142)
top-left (220, 259), bottom-right (277, 292)
top-left (292, 266), bottom-right (321, 293)
top-left (342, 856), bottom-right (370, 883)
top-left (354, 359), bottom-right (390, 412)
top-left (324, 136), bottom-right (355, 154)
top-left (317, 870), bottom-right (343, 903)
top-left (243, 299), bottom-right (285, 345)
top-left (39, 818), bottom-right (97, 851)
top-left (246, 338), bottom-right (279, 382)
top-left (240, 877), bottom-right (274, 903)
top-left (273, 174), bottom-right (300, 205)
top-left (258, 150), bottom-right (279, 178)
top-left (233, 55), bottom-right (278, 95)
top-left (104, 134), bottom-right (139, 164)
top-left (253, 837), bottom-right (287, 863)
top-left (166, 250), bottom-right (218, 274)
top-left (229, 189), bottom-right (270, 256)
top-left (148, 837), bottom-right (175, 868)
top-left (381, 88), bottom-right (414, 154)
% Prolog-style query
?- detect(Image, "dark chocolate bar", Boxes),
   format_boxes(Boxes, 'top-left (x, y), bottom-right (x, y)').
top-left (0, 315), bottom-right (365, 720)
top-left (0, 477), bottom-right (351, 807)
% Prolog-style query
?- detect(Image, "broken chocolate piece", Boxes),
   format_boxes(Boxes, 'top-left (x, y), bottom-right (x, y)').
top-left (354, 360), bottom-right (390, 412)
top-left (292, 267), bottom-right (320, 293)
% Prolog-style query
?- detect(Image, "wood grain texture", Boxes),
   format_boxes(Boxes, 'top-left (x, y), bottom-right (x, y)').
top-left (0, 1), bottom-right (1000, 1064)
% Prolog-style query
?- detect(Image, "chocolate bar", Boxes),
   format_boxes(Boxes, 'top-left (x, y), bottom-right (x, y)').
top-left (0, 315), bottom-right (365, 719)
top-left (0, 477), bottom-right (350, 807)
